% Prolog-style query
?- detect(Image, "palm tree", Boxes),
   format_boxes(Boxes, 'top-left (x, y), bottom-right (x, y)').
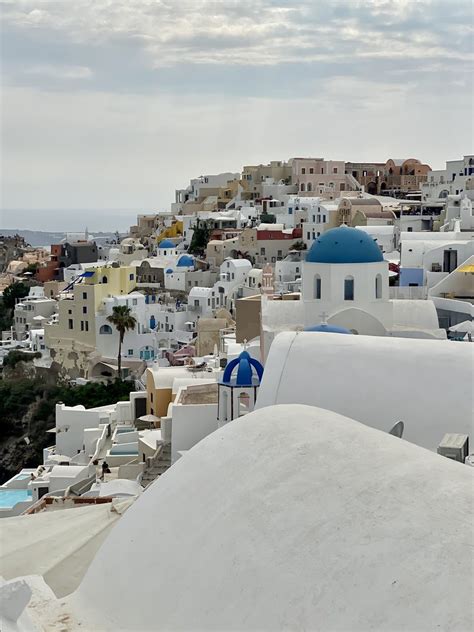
top-left (107, 305), bottom-right (137, 379)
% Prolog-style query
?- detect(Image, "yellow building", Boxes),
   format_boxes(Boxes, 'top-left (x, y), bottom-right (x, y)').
top-left (155, 220), bottom-right (183, 244)
top-left (45, 265), bottom-right (136, 378)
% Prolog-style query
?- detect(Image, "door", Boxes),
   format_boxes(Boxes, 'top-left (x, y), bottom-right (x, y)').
top-left (443, 250), bottom-right (458, 273)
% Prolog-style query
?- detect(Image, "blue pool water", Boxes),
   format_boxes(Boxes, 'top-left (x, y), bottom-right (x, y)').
top-left (0, 489), bottom-right (32, 508)
top-left (14, 473), bottom-right (32, 480)
top-left (110, 447), bottom-right (139, 455)
top-left (116, 427), bottom-right (134, 434)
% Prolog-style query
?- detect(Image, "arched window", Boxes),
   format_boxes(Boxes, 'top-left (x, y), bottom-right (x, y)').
top-left (102, 276), bottom-right (108, 284)
top-left (300, 183), bottom-right (306, 192)
top-left (375, 274), bottom-right (382, 299)
top-left (344, 276), bottom-right (354, 301)
top-left (238, 392), bottom-right (250, 417)
top-left (307, 182), bottom-right (312, 192)
top-left (314, 274), bottom-right (322, 299)
top-left (99, 324), bottom-right (112, 334)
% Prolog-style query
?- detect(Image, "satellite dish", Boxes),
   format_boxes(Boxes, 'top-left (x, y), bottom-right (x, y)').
top-left (388, 421), bottom-right (404, 438)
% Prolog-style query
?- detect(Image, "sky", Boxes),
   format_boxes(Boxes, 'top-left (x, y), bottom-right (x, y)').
top-left (1, 0), bottom-right (473, 231)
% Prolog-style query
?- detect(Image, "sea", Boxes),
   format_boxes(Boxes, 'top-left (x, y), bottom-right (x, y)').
top-left (0, 208), bottom-right (144, 234)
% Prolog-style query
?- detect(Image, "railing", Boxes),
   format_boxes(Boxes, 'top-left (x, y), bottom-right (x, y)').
top-left (389, 286), bottom-right (428, 300)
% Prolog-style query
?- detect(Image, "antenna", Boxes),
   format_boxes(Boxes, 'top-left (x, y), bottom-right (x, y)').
top-left (388, 421), bottom-right (404, 439)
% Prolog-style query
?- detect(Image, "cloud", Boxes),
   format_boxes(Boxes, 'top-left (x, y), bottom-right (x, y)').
top-left (1, 0), bottom-right (472, 72)
top-left (0, 0), bottom-right (472, 219)
top-left (25, 64), bottom-right (93, 79)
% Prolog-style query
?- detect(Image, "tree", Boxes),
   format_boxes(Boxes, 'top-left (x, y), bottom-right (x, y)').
top-left (290, 240), bottom-right (307, 251)
top-left (189, 219), bottom-right (212, 256)
top-left (2, 282), bottom-right (30, 311)
top-left (106, 305), bottom-right (137, 378)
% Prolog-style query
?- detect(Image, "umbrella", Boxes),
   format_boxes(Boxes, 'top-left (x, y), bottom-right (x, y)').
top-left (138, 414), bottom-right (160, 423)
top-left (44, 454), bottom-right (71, 464)
top-left (449, 320), bottom-right (474, 334)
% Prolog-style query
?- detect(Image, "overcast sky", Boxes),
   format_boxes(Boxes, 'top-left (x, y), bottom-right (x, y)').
top-left (1, 0), bottom-right (473, 229)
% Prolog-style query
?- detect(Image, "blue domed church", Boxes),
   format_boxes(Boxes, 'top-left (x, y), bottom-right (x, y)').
top-left (302, 225), bottom-right (392, 335)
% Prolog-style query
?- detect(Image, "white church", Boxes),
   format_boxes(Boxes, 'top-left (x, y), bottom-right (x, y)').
top-left (262, 224), bottom-right (445, 353)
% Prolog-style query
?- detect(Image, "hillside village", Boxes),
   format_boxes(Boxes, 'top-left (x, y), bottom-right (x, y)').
top-left (0, 153), bottom-right (473, 631)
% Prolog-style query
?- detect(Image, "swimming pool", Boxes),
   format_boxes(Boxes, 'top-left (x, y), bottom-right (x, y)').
top-left (0, 489), bottom-right (33, 508)
top-left (116, 427), bottom-right (134, 434)
top-left (14, 472), bottom-right (32, 481)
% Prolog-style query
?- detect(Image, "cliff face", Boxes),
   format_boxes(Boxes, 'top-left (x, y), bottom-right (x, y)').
top-left (0, 372), bottom-right (135, 483)
top-left (0, 384), bottom-right (51, 484)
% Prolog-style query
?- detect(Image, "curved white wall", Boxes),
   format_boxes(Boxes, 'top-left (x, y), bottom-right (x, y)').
top-left (257, 332), bottom-right (473, 451)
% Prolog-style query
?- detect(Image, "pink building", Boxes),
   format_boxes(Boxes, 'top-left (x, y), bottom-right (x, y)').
top-left (292, 158), bottom-right (358, 198)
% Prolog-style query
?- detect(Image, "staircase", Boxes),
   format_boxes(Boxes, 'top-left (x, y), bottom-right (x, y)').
top-left (141, 443), bottom-right (171, 488)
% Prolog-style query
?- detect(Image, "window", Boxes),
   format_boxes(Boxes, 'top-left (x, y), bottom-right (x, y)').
top-left (333, 167), bottom-right (338, 174)
top-left (238, 392), bottom-right (250, 417)
top-left (68, 319), bottom-right (73, 330)
top-left (128, 349), bottom-right (133, 356)
top-left (307, 182), bottom-right (312, 192)
top-left (102, 276), bottom-right (108, 284)
top-left (129, 274), bottom-right (134, 280)
top-left (296, 267), bottom-right (300, 273)
top-left (100, 324), bottom-right (112, 334)
top-left (375, 274), bottom-right (382, 299)
top-left (301, 168), bottom-right (306, 174)
top-left (407, 227), bottom-right (413, 232)
top-left (260, 247), bottom-right (265, 255)
top-left (132, 299), bottom-right (138, 306)
top-left (68, 309), bottom-right (72, 315)
top-left (82, 306), bottom-right (87, 314)
top-left (309, 168), bottom-right (314, 174)
top-left (82, 292), bottom-right (87, 299)
top-left (80, 321), bottom-right (84, 331)
top-left (321, 168), bottom-right (324, 174)
top-left (194, 300), bottom-right (199, 307)
top-left (315, 275), bottom-right (322, 299)
top-left (344, 276), bottom-right (354, 301)
top-left (300, 183), bottom-right (305, 192)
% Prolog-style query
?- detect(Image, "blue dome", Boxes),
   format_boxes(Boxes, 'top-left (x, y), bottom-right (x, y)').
top-left (177, 255), bottom-right (194, 268)
top-left (165, 268), bottom-right (173, 274)
top-left (221, 351), bottom-right (264, 387)
top-left (158, 239), bottom-right (175, 249)
top-left (306, 225), bottom-right (383, 264)
top-left (304, 323), bottom-right (352, 334)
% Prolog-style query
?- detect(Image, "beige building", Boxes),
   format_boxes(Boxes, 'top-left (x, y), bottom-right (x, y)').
top-left (292, 158), bottom-right (360, 198)
top-left (174, 173), bottom-right (241, 215)
top-left (346, 158), bottom-right (431, 195)
top-left (45, 264), bottom-right (137, 378)
top-left (235, 295), bottom-right (261, 343)
top-left (241, 160), bottom-right (292, 201)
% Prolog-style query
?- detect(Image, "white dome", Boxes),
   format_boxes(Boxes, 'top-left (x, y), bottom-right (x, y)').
top-left (257, 332), bottom-right (473, 451)
top-left (71, 404), bottom-right (473, 631)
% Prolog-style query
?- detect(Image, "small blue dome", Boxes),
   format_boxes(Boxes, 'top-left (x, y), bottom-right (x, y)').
top-left (165, 268), bottom-right (173, 274)
top-left (304, 323), bottom-right (352, 334)
top-left (158, 239), bottom-right (175, 249)
top-left (177, 255), bottom-right (194, 268)
top-left (306, 225), bottom-right (383, 264)
top-left (221, 351), bottom-right (264, 387)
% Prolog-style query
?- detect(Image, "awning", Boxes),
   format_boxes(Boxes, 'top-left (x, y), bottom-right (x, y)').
top-left (457, 264), bottom-right (474, 273)
top-left (449, 320), bottom-right (474, 334)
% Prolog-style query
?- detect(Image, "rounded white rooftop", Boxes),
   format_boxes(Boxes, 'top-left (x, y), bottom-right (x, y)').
top-left (72, 404), bottom-right (474, 631)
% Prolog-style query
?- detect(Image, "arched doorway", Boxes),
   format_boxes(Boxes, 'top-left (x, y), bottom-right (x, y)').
top-left (367, 182), bottom-right (377, 195)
